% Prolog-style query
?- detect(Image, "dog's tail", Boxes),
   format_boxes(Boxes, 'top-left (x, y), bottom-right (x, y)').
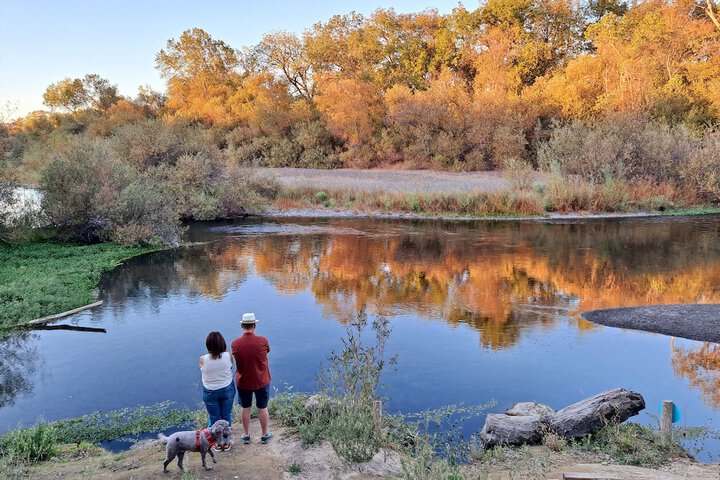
top-left (157, 433), bottom-right (168, 444)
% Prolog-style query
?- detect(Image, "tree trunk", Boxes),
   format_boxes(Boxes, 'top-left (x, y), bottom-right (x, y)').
top-left (550, 388), bottom-right (645, 440)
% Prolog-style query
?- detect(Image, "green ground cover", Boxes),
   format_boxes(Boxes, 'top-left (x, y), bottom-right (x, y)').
top-left (0, 242), bottom-right (155, 330)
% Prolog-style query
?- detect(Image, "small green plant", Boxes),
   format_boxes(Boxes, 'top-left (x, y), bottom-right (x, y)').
top-left (321, 310), bottom-right (397, 463)
top-left (288, 462), bottom-right (302, 474)
top-left (315, 191), bottom-right (329, 202)
top-left (572, 422), bottom-right (686, 467)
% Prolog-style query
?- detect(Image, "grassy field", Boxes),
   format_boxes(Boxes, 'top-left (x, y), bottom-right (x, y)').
top-left (0, 242), bottom-right (155, 330)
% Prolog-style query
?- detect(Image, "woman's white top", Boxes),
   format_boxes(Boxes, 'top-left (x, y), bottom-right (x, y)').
top-left (200, 352), bottom-right (233, 390)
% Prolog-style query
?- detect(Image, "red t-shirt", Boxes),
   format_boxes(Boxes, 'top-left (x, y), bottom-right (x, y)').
top-left (231, 331), bottom-right (271, 391)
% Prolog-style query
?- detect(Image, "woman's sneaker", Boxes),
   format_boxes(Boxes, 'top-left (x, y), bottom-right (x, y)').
top-left (212, 443), bottom-right (224, 452)
top-left (260, 432), bottom-right (273, 444)
top-left (241, 434), bottom-right (251, 444)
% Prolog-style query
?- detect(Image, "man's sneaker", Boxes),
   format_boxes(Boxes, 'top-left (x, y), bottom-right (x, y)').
top-left (260, 432), bottom-right (273, 444)
top-left (241, 434), bottom-right (251, 444)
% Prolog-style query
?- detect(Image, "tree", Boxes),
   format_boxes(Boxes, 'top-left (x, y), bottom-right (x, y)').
top-left (256, 31), bottom-right (315, 99)
top-left (156, 28), bottom-right (242, 126)
top-left (314, 75), bottom-right (382, 147)
top-left (701, 0), bottom-right (720, 29)
top-left (156, 28), bottom-right (240, 81)
top-left (42, 74), bottom-right (119, 113)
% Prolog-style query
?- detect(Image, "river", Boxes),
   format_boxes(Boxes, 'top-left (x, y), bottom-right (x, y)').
top-left (2, 216), bottom-right (720, 458)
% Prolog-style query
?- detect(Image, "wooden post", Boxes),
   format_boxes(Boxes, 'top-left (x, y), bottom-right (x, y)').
top-left (373, 400), bottom-right (382, 432)
top-left (660, 400), bottom-right (673, 446)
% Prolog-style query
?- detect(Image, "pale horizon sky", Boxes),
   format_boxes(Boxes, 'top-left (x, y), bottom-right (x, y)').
top-left (0, 0), bottom-right (467, 119)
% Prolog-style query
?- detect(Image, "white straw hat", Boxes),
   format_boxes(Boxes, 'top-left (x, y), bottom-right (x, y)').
top-left (240, 312), bottom-right (259, 325)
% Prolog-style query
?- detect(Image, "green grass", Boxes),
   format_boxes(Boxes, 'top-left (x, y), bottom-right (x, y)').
top-left (665, 207), bottom-right (720, 216)
top-left (572, 422), bottom-right (688, 468)
top-left (0, 242), bottom-right (156, 330)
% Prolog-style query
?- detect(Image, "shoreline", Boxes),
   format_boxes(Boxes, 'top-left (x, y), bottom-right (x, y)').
top-left (263, 207), bottom-right (720, 222)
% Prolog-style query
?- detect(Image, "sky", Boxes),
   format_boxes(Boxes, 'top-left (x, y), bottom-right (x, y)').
top-left (0, 0), bottom-right (466, 119)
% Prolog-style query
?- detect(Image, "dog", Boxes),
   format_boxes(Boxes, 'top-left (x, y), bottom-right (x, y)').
top-left (158, 419), bottom-right (231, 472)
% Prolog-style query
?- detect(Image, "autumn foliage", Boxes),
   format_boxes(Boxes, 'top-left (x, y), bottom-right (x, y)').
top-left (3, 1), bottom-right (720, 204)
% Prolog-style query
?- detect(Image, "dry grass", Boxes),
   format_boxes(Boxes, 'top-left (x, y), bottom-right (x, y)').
top-left (275, 176), bottom-right (706, 217)
top-left (276, 187), bottom-right (546, 217)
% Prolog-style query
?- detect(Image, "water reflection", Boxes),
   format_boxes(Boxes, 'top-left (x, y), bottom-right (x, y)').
top-left (107, 218), bottom-right (720, 351)
top-left (3, 216), bottom-right (720, 456)
top-left (0, 333), bottom-right (40, 408)
top-left (672, 340), bottom-right (720, 409)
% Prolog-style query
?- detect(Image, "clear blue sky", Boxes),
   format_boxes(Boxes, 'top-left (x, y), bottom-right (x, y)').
top-left (0, 0), bottom-right (467, 118)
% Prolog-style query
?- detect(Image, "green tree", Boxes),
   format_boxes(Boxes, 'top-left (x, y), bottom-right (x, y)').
top-left (42, 74), bottom-right (119, 113)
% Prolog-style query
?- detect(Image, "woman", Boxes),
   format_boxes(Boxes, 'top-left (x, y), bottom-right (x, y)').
top-left (200, 331), bottom-right (235, 451)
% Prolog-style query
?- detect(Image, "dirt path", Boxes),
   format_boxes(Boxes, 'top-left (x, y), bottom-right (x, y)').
top-left (19, 421), bottom-right (401, 480)
top-left (257, 168), bottom-right (522, 193)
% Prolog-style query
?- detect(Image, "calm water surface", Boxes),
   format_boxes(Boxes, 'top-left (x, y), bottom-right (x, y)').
top-left (2, 216), bottom-right (720, 457)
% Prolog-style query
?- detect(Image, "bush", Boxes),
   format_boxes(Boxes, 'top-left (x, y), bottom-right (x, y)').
top-left (38, 132), bottom-right (277, 245)
top-left (681, 129), bottom-right (720, 201)
top-left (40, 139), bottom-right (133, 242)
top-left (0, 422), bottom-right (58, 463)
top-left (108, 175), bottom-right (181, 246)
top-left (110, 119), bottom-right (216, 168)
top-left (537, 115), bottom-right (694, 184)
top-left (39, 138), bottom-right (181, 245)
top-left (328, 402), bottom-right (381, 463)
top-left (502, 158), bottom-right (535, 191)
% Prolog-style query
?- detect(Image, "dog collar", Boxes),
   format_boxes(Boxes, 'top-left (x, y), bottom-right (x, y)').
top-left (195, 429), bottom-right (215, 451)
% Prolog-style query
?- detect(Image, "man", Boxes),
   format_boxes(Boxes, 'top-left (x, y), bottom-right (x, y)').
top-left (231, 312), bottom-right (272, 444)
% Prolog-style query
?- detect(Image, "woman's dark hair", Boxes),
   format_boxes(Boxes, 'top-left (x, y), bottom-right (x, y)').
top-left (205, 332), bottom-right (227, 360)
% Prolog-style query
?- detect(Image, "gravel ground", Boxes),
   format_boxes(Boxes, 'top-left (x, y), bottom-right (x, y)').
top-left (582, 304), bottom-right (720, 342)
top-left (257, 167), bottom-right (529, 193)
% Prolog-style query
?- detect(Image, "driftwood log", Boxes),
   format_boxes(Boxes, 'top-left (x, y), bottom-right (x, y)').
top-left (550, 388), bottom-right (645, 439)
top-left (479, 413), bottom-right (547, 447)
top-left (479, 388), bottom-right (645, 448)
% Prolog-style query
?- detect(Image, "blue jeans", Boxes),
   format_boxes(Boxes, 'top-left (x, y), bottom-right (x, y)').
top-left (203, 381), bottom-right (235, 439)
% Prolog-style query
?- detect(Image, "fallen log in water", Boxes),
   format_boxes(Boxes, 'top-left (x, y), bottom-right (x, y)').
top-left (479, 388), bottom-right (645, 448)
top-left (25, 301), bottom-right (104, 326)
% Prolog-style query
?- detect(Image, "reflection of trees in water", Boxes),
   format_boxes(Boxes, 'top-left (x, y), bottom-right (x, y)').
top-left (97, 218), bottom-right (720, 350)
top-left (672, 341), bottom-right (720, 409)
top-left (0, 333), bottom-right (40, 407)
top-left (99, 242), bottom-right (251, 310)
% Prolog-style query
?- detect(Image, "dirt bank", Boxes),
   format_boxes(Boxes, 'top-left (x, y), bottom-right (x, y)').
top-left (582, 304), bottom-right (720, 343)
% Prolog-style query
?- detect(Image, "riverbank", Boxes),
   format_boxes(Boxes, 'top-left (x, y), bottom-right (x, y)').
top-left (0, 242), bottom-right (157, 331)
top-left (2, 408), bottom-right (718, 480)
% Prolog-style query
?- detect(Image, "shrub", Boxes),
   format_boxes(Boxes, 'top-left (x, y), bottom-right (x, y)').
top-left (0, 421), bottom-right (58, 463)
top-left (537, 115), bottom-right (695, 184)
top-left (110, 119), bottom-right (216, 168)
top-left (39, 138), bottom-right (183, 245)
top-left (328, 402), bottom-right (381, 463)
top-left (108, 174), bottom-right (182, 246)
top-left (502, 158), bottom-right (536, 191)
top-left (40, 139), bottom-right (133, 242)
top-left (219, 167), bottom-right (279, 216)
top-left (681, 129), bottom-right (720, 201)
